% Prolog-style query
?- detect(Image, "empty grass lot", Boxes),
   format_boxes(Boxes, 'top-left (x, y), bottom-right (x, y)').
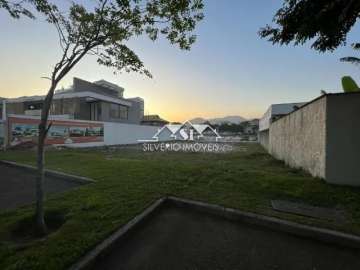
top-left (0, 143), bottom-right (360, 270)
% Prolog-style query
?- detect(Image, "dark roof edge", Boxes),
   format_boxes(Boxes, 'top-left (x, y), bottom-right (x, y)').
top-left (272, 91), bottom-right (360, 124)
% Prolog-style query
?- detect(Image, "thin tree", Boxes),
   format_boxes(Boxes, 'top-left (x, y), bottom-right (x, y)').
top-left (2, 0), bottom-right (204, 234)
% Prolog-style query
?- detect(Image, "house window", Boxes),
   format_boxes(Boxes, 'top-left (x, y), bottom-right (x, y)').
top-left (110, 104), bottom-right (128, 119)
top-left (27, 103), bottom-right (43, 110)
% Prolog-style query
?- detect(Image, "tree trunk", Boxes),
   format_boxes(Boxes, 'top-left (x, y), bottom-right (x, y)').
top-left (36, 123), bottom-right (47, 235)
top-left (36, 82), bottom-right (56, 235)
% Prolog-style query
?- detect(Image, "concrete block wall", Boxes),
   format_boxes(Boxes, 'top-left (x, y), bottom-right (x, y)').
top-left (325, 93), bottom-right (360, 186)
top-left (259, 130), bottom-right (269, 150)
top-left (268, 93), bottom-right (360, 186)
top-left (269, 97), bottom-right (327, 179)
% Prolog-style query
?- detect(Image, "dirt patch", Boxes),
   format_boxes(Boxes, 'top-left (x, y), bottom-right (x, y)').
top-left (9, 210), bottom-right (67, 243)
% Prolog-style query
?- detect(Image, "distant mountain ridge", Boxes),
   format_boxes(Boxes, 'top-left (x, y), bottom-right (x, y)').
top-left (189, 116), bottom-right (247, 125)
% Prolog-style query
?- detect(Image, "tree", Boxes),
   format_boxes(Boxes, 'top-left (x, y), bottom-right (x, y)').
top-left (2, 0), bottom-right (204, 235)
top-left (259, 0), bottom-right (360, 52)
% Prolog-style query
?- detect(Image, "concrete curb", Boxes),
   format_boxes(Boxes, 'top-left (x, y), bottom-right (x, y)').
top-left (68, 196), bottom-right (360, 270)
top-left (168, 196), bottom-right (360, 249)
top-left (0, 160), bottom-right (95, 184)
top-left (68, 197), bottom-right (166, 270)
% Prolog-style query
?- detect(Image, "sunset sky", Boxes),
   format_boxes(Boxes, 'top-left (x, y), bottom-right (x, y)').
top-left (0, 0), bottom-right (360, 122)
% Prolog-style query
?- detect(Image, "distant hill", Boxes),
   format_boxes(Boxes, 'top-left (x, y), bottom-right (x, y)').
top-left (189, 117), bottom-right (207, 124)
top-left (190, 116), bottom-right (247, 125)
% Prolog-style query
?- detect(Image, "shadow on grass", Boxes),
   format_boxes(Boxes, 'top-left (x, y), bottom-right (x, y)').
top-left (9, 209), bottom-right (67, 244)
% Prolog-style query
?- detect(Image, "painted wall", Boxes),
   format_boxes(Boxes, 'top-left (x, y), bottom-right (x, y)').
top-left (325, 93), bottom-right (360, 186)
top-left (269, 97), bottom-right (327, 179)
top-left (4, 115), bottom-right (160, 147)
top-left (8, 116), bottom-right (104, 147)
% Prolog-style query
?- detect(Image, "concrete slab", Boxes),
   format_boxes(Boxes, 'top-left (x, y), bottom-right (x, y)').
top-left (0, 163), bottom-right (84, 211)
top-left (88, 203), bottom-right (360, 270)
top-left (271, 200), bottom-right (346, 222)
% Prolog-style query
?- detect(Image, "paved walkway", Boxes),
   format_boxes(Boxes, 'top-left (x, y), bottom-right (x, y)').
top-left (0, 163), bottom-right (81, 211)
top-left (91, 205), bottom-right (360, 270)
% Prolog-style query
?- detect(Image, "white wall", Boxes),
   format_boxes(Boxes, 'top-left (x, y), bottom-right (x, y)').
top-left (104, 122), bottom-right (159, 145)
top-left (7, 115), bottom-right (160, 147)
top-left (259, 106), bottom-right (271, 131)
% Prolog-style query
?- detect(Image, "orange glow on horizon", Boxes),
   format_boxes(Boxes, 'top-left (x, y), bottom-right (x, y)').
top-left (0, 80), bottom-right (263, 124)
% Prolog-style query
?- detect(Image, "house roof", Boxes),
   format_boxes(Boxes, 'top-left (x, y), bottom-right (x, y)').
top-left (142, 114), bottom-right (168, 122)
top-left (3, 77), bottom-right (140, 107)
top-left (5, 91), bottom-right (132, 107)
top-left (271, 91), bottom-right (360, 124)
top-left (94, 79), bottom-right (124, 92)
top-left (270, 102), bottom-right (306, 115)
top-left (259, 102), bottom-right (307, 131)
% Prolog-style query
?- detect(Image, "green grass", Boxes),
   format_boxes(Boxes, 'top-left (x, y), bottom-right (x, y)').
top-left (0, 143), bottom-right (360, 270)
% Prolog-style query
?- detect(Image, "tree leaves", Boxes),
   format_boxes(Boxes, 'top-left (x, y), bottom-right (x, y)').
top-left (0, 0), bottom-right (59, 19)
top-left (97, 43), bottom-right (152, 77)
top-left (340, 43), bottom-right (360, 67)
top-left (0, 0), bottom-right (35, 18)
top-left (340, 56), bottom-right (360, 66)
top-left (341, 76), bottom-right (360, 93)
top-left (259, 0), bottom-right (360, 52)
top-left (54, 0), bottom-right (204, 75)
top-left (1, 0), bottom-right (204, 76)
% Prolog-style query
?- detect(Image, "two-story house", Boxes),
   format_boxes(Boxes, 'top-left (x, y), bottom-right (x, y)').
top-left (3, 77), bottom-right (144, 124)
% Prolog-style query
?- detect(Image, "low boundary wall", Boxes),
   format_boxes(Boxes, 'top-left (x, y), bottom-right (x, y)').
top-left (269, 97), bottom-right (327, 179)
top-left (268, 92), bottom-right (360, 186)
top-left (3, 115), bottom-right (159, 148)
top-left (104, 122), bottom-right (158, 145)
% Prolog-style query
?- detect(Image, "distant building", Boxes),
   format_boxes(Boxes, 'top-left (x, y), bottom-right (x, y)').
top-left (248, 118), bottom-right (259, 126)
top-left (259, 102), bottom-right (306, 148)
top-left (3, 77), bottom-right (144, 124)
top-left (141, 114), bottom-right (169, 126)
top-left (242, 119), bottom-right (259, 135)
